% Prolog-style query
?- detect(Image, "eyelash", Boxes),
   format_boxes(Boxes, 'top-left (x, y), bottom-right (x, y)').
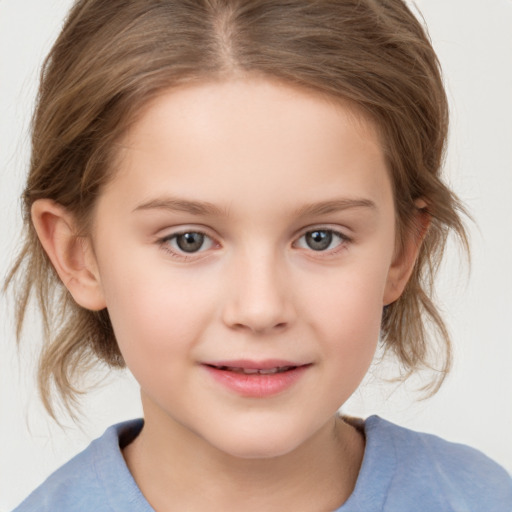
top-left (158, 227), bottom-right (351, 261)
top-left (158, 230), bottom-right (217, 261)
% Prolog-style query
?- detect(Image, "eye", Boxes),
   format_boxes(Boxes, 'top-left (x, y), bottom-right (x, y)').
top-left (294, 229), bottom-right (348, 252)
top-left (160, 231), bottom-right (216, 256)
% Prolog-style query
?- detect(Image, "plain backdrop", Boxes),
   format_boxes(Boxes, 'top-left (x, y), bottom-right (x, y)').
top-left (1, 0), bottom-right (511, 509)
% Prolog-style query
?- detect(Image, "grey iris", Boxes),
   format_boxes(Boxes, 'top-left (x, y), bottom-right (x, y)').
top-left (176, 232), bottom-right (205, 252)
top-left (306, 230), bottom-right (332, 251)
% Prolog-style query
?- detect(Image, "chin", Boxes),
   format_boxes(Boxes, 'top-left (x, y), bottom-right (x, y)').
top-left (206, 425), bottom-right (310, 460)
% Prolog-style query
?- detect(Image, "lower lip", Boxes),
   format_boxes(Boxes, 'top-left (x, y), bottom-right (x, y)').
top-left (202, 365), bottom-right (310, 398)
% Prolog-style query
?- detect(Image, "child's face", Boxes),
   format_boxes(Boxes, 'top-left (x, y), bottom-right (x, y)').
top-left (87, 77), bottom-right (409, 458)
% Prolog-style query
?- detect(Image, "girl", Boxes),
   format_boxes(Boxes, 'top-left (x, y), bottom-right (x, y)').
top-left (4, 0), bottom-right (512, 510)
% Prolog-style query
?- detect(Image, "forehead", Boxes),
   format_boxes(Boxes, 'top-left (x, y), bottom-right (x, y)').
top-left (104, 77), bottom-right (392, 221)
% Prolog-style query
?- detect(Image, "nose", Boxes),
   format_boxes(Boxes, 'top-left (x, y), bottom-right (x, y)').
top-left (221, 249), bottom-right (296, 335)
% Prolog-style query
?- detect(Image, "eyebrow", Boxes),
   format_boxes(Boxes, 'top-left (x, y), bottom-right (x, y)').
top-left (292, 198), bottom-right (377, 217)
top-left (133, 196), bottom-right (376, 217)
top-left (133, 197), bottom-right (230, 217)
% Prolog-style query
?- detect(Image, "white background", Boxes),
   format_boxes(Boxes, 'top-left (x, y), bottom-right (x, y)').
top-left (1, 0), bottom-right (511, 509)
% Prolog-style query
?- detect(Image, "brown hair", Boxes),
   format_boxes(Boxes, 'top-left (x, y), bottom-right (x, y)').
top-left (5, 0), bottom-right (468, 419)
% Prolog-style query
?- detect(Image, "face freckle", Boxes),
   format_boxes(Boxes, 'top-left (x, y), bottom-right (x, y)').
top-left (90, 77), bottom-right (400, 459)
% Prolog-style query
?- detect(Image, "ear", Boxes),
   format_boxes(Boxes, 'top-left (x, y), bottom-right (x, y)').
top-left (31, 199), bottom-right (106, 311)
top-left (383, 200), bottom-right (430, 306)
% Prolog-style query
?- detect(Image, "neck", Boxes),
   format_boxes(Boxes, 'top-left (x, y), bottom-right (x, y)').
top-left (123, 408), bottom-right (364, 512)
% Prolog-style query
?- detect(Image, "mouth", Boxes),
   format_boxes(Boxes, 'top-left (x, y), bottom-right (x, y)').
top-left (204, 364), bottom-right (299, 375)
top-left (201, 360), bottom-right (311, 397)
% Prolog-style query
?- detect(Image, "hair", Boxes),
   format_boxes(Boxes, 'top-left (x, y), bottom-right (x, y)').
top-left (5, 0), bottom-right (468, 419)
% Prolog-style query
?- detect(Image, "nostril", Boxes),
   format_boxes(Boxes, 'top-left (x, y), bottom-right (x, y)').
top-left (221, 285), bottom-right (295, 333)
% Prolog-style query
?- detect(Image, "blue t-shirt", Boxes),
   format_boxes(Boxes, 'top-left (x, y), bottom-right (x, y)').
top-left (13, 416), bottom-right (512, 511)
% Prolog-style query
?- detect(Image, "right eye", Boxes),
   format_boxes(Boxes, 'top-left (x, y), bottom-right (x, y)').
top-left (159, 230), bottom-right (216, 259)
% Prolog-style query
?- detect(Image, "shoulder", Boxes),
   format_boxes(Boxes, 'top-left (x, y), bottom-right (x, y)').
top-left (364, 416), bottom-right (512, 511)
top-left (12, 419), bottom-right (151, 512)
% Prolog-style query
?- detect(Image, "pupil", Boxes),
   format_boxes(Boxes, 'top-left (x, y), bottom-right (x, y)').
top-left (307, 230), bottom-right (332, 251)
top-left (177, 232), bottom-right (204, 252)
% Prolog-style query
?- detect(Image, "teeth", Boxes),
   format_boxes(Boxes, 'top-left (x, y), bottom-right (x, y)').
top-left (257, 368), bottom-right (279, 375)
top-left (216, 366), bottom-right (294, 374)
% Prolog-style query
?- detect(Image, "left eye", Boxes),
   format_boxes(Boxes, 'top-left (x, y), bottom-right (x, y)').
top-left (295, 229), bottom-right (347, 252)
top-left (163, 231), bottom-right (215, 254)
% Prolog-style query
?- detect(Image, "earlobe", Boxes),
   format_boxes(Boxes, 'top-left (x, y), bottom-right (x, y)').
top-left (31, 199), bottom-right (106, 311)
top-left (383, 201), bottom-right (430, 306)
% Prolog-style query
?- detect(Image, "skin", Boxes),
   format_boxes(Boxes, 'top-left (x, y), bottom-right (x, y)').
top-left (32, 77), bottom-right (424, 511)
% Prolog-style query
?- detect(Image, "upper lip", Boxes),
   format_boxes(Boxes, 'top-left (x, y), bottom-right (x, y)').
top-left (202, 359), bottom-right (309, 370)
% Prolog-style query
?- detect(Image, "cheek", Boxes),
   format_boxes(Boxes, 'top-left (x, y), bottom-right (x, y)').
top-left (320, 298), bottom-right (381, 401)
top-left (305, 257), bottom-right (389, 325)
top-left (96, 251), bottom-right (217, 367)
top-left (301, 260), bottom-right (389, 367)
top-left (319, 291), bottom-right (381, 368)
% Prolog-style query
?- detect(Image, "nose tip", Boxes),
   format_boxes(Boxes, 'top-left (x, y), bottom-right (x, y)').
top-left (221, 258), bottom-right (295, 335)
top-left (231, 317), bottom-right (289, 335)
top-left (223, 292), bottom-right (292, 334)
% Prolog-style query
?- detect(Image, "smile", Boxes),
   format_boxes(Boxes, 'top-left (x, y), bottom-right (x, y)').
top-left (207, 365), bottom-right (297, 375)
top-left (202, 360), bottom-right (311, 398)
